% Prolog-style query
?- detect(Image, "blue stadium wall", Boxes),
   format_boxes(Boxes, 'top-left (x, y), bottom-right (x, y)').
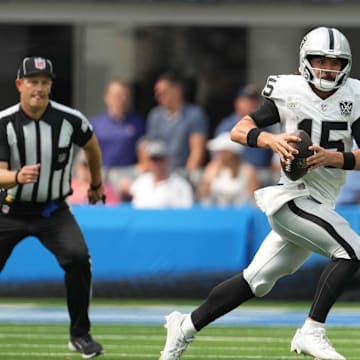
top-left (1, 204), bottom-right (360, 299)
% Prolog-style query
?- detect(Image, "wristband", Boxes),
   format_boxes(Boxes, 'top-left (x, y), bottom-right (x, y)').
top-left (15, 169), bottom-right (21, 185)
top-left (90, 182), bottom-right (102, 191)
top-left (342, 152), bottom-right (356, 170)
top-left (246, 128), bottom-right (263, 148)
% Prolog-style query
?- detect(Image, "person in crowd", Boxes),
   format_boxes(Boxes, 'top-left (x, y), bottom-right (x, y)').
top-left (196, 132), bottom-right (252, 206)
top-left (69, 150), bottom-right (120, 205)
top-left (0, 56), bottom-right (104, 358)
top-left (117, 136), bottom-right (152, 202)
top-left (90, 78), bottom-right (145, 188)
top-left (215, 84), bottom-right (261, 137)
top-left (159, 27), bottom-right (359, 360)
top-left (130, 139), bottom-right (194, 209)
top-left (146, 72), bottom-right (209, 185)
top-left (215, 84), bottom-right (278, 190)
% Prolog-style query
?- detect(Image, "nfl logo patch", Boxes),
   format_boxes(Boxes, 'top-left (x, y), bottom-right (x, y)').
top-left (339, 101), bottom-right (353, 116)
top-left (34, 57), bottom-right (46, 70)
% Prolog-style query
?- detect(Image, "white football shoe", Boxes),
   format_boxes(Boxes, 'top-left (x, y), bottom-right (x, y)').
top-left (291, 327), bottom-right (345, 360)
top-left (159, 311), bottom-right (194, 360)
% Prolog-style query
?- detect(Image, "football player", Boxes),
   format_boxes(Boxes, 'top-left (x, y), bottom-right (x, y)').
top-left (159, 27), bottom-right (360, 360)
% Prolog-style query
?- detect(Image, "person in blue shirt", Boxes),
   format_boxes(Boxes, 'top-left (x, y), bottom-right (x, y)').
top-left (146, 72), bottom-right (209, 185)
top-left (215, 84), bottom-right (279, 191)
top-left (90, 78), bottom-right (145, 190)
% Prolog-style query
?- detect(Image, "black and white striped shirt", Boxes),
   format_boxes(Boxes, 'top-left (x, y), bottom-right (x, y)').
top-left (0, 100), bottom-right (93, 203)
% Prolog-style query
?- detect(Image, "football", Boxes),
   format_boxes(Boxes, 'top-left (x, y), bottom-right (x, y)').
top-left (282, 129), bottom-right (313, 181)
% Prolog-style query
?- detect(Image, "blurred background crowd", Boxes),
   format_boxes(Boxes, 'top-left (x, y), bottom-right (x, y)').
top-left (1, 1), bottom-right (360, 208)
top-left (70, 77), bottom-right (281, 208)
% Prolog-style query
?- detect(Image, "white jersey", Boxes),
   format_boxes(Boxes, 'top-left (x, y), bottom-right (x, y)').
top-left (255, 74), bottom-right (360, 214)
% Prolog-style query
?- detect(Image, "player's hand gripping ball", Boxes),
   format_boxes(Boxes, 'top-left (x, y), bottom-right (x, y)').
top-left (282, 129), bottom-right (313, 181)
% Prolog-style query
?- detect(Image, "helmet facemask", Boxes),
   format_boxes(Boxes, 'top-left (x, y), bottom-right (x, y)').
top-left (302, 55), bottom-right (351, 92)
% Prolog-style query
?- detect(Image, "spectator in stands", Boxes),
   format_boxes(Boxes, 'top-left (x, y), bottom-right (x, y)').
top-left (90, 78), bottom-right (145, 188)
top-left (69, 151), bottom-right (120, 205)
top-left (117, 136), bottom-right (152, 202)
top-left (197, 132), bottom-right (252, 206)
top-left (146, 72), bottom-right (209, 185)
top-left (215, 84), bottom-right (261, 137)
top-left (215, 84), bottom-right (278, 191)
top-left (130, 140), bottom-right (194, 209)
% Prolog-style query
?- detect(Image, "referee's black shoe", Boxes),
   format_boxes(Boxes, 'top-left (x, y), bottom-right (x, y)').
top-left (68, 334), bottom-right (104, 359)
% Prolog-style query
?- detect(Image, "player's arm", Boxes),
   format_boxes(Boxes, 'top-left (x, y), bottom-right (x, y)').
top-left (230, 99), bottom-right (300, 163)
top-left (0, 121), bottom-right (39, 188)
top-left (306, 146), bottom-right (360, 171)
top-left (306, 120), bottom-right (360, 171)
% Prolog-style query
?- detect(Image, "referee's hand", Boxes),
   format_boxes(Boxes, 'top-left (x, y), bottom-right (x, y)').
top-left (16, 164), bottom-right (40, 184)
top-left (87, 184), bottom-right (106, 205)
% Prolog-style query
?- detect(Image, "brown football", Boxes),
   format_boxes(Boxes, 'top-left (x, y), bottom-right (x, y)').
top-left (282, 129), bottom-right (313, 181)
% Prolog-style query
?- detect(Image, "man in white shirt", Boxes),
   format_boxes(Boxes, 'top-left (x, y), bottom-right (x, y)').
top-left (130, 140), bottom-right (194, 209)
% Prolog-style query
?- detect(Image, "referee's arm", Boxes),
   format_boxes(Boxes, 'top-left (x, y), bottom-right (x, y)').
top-left (0, 162), bottom-right (40, 188)
top-left (82, 134), bottom-right (102, 187)
top-left (82, 134), bottom-right (105, 204)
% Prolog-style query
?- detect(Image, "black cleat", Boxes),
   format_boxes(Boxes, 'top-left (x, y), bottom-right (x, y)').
top-left (68, 334), bottom-right (104, 359)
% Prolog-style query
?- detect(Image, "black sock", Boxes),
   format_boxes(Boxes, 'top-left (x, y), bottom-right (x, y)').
top-left (191, 272), bottom-right (254, 331)
top-left (309, 258), bottom-right (360, 323)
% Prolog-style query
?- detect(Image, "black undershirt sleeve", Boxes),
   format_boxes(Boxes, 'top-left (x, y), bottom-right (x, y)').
top-left (351, 118), bottom-right (360, 148)
top-left (249, 98), bottom-right (281, 128)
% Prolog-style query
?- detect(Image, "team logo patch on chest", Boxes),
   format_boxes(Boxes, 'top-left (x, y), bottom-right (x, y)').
top-left (57, 153), bottom-right (67, 164)
top-left (339, 101), bottom-right (353, 116)
top-left (286, 96), bottom-right (300, 109)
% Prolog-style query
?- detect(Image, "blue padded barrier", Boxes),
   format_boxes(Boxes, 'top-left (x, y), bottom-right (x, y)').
top-left (0, 205), bottom-right (253, 282)
top-left (0, 204), bottom-right (359, 283)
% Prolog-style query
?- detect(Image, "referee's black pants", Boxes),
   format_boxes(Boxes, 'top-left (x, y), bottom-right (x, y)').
top-left (0, 206), bottom-right (92, 337)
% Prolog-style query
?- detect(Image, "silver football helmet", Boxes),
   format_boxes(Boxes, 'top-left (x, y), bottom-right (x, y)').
top-left (299, 27), bottom-right (352, 92)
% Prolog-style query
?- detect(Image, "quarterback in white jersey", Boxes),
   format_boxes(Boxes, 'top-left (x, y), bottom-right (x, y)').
top-left (159, 27), bottom-right (358, 360)
top-left (255, 74), bottom-right (360, 214)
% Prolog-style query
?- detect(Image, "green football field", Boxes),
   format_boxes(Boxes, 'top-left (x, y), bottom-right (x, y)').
top-left (0, 299), bottom-right (359, 359)
top-left (0, 323), bottom-right (359, 359)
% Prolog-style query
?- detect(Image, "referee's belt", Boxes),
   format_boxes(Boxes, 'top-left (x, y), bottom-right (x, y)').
top-left (1, 199), bottom-right (68, 217)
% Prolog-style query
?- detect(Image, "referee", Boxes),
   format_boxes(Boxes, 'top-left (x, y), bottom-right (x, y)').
top-left (0, 56), bottom-right (104, 358)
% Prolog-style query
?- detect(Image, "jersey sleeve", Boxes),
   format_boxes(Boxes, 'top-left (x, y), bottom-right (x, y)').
top-left (249, 99), bottom-right (280, 128)
top-left (72, 111), bottom-right (93, 147)
top-left (250, 74), bottom-right (291, 128)
top-left (259, 74), bottom-right (303, 132)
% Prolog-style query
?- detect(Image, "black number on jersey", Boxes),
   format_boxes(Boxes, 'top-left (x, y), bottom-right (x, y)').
top-left (298, 119), bottom-right (347, 152)
top-left (262, 76), bottom-right (278, 97)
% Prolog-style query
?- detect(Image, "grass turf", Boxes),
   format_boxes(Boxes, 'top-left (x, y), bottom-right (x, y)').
top-left (0, 323), bottom-right (359, 359)
top-left (0, 299), bottom-right (359, 359)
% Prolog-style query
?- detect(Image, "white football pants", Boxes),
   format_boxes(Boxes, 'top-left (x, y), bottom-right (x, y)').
top-left (243, 196), bottom-right (360, 297)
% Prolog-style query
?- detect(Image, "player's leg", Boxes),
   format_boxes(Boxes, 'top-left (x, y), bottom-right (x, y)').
top-left (271, 197), bottom-right (359, 360)
top-left (36, 207), bottom-right (103, 358)
top-left (272, 197), bottom-right (360, 321)
top-left (159, 230), bottom-right (311, 360)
